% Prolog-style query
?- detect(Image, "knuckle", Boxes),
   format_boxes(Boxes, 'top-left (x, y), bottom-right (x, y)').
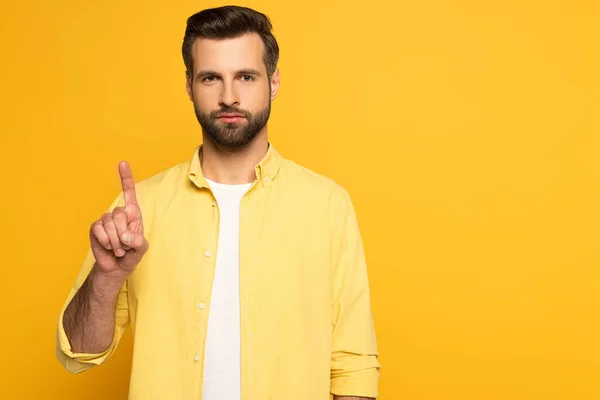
top-left (112, 208), bottom-right (127, 222)
top-left (112, 206), bottom-right (125, 215)
top-left (103, 215), bottom-right (116, 228)
top-left (90, 220), bottom-right (101, 232)
top-left (91, 222), bottom-right (104, 236)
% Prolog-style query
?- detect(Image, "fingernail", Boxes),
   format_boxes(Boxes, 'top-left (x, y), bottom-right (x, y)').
top-left (121, 232), bottom-right (132, 243)
top-left (116, 249), bottom-right (126, 257)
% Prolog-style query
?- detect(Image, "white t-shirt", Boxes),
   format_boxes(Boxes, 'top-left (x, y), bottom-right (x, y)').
top-left (202, 178), bottom-right (252, 400)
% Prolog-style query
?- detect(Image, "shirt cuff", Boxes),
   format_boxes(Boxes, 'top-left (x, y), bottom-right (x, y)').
top-left (55, 308), bottom-right (120, 374)
top-left (331, 365), bottom-right (381, 399)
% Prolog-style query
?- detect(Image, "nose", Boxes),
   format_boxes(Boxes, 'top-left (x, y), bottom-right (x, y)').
top-left (219, 80), bottom-right (240, 108)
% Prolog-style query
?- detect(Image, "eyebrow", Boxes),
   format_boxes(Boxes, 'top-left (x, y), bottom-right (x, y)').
top-left (195, 68), bottom-right (262, 80)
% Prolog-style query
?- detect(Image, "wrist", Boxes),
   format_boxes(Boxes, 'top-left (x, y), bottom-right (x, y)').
top-left (88, 264), bottom-right (127, 304)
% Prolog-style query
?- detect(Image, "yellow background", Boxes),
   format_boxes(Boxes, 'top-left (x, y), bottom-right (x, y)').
top-left (1, 0), bottom-right (599, 398)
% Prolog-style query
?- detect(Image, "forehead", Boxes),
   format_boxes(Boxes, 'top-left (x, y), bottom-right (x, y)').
top-left (191, 32), bottom-right (266, 73)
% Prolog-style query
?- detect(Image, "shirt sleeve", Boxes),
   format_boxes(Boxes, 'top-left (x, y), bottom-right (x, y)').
top-left (56, 194), bottom-right (130, 374)
top-left (330, 191), bottom-right (382, 398)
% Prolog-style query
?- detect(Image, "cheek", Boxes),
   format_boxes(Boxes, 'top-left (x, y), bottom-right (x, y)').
top-left (242, 85), bottom-right (270, 108)
top-left (192, 86), bottom-right (217, 109)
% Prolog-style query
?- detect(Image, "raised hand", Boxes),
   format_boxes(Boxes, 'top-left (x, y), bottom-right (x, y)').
top-left (89, 161), bottom-right (149, 276)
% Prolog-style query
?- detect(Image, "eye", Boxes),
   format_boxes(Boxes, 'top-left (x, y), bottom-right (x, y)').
top-left (202, 75), bottom-right (218, 83)
top-left (241, 75), bottom-right (254, 82)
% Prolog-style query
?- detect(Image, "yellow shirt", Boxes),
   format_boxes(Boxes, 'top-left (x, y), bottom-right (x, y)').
top-left (56, 144), bottom-right (381, 399)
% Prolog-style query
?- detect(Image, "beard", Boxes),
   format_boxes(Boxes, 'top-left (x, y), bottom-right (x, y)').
top-left (193, 100), bottom-right (271, 149)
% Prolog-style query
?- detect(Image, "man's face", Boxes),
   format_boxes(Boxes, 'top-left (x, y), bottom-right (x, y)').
top-left (186, 33), bottom-right (279, 149)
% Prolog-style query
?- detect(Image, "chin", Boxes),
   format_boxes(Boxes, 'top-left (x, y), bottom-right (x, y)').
top-left (211, 133), bottom-right (251, 148)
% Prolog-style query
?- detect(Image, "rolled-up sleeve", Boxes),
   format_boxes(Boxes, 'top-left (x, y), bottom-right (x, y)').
top-left (56, 195), bottom-right (130, 374)
top-left (330, 192), bottom-right (381, 398)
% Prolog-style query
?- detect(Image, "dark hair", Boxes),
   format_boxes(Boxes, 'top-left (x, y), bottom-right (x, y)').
top-left (182, 5), bottom-right (279, 81)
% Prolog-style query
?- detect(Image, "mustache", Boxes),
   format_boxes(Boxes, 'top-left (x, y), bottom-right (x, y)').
top-left (210, 107), bottom-right (251, 119)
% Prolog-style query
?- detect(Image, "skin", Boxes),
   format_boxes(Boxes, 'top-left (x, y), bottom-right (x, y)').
top-left (336, 398), bottom-right (375, 400)
top-left (63, 161), bottom-right (147, 354)
top-left (63, 32), bottom-right (278, 353)
top-left (62, 31), bottom-right (373, 399)
top-left (186, 32), bottom-right (281, 185)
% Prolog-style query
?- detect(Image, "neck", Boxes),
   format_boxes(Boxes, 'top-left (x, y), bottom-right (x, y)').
top-left (200, 130), bottom-right (269, 184)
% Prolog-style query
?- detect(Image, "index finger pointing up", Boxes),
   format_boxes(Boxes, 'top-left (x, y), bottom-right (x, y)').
top-left (118, 160), bottom-right (138, 206)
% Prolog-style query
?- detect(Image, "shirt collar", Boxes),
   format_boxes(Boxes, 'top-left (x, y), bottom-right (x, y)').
top-left (187, 142), bottom-right (284, 189)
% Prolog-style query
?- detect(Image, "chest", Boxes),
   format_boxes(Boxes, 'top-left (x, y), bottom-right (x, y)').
top-left (129, 193), bottom-right (334, 312)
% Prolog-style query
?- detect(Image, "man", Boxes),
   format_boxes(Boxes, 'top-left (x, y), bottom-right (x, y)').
top-left (56, 5), bottom-right (381, 399)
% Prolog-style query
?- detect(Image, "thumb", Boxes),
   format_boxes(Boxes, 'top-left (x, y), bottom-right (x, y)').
top-left (121, 231), bottom-right (147, 252)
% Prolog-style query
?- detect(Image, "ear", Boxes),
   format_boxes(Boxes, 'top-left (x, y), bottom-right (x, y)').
top-left (270, 68), bottom-right (280, 101)
top-left (185, 72), bottom-right (193, 102)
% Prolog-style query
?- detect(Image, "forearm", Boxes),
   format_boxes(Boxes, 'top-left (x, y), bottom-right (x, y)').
top-left (62, 264), bottom-right (126, 354)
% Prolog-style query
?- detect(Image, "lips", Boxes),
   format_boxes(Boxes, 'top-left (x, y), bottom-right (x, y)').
top-left (217, 113), bottom-right (246, 123)
top-left (217, 113), bottom-right (245, 118)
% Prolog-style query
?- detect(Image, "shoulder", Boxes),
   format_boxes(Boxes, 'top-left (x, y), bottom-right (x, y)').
top-left (121, 158), bottom-right (190, 206)
top-left (279, 159), bottom-right (351, 207)
top-left (134, 160), bottom-right (189, 197)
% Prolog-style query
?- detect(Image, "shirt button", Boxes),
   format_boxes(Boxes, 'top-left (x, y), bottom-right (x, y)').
top-left (263, 177), bottom-right (269, 183)
top-left (205, 251), bottom-right (212, 258)
top-left (198, 303), bottom-right (205, 309)
top-left (212, 201), bottom-right (216, 207)
top-left (193, 355), bottom-right (200, 362)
